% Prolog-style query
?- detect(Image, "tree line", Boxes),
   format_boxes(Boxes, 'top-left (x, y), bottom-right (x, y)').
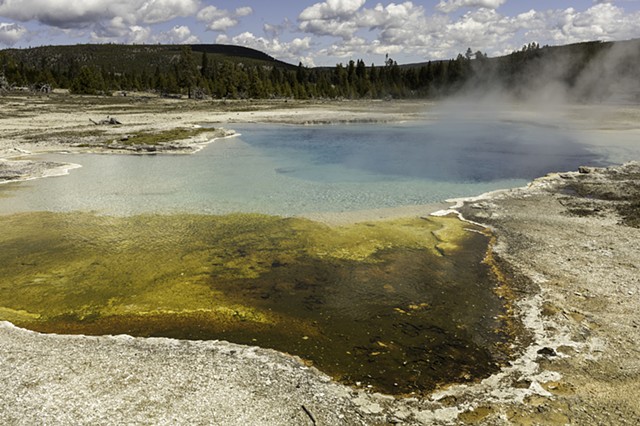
top-left (2, 40), bottom-right (637, 101)
top-left (0, 46), bottom-right (477, 99)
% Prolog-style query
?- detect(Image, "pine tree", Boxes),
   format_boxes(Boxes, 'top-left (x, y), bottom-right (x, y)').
top-left (70, 66), bottom-right (106, 95)
top-left (177, 46), bottom-right (197, 98)
top-left (201, 51), bottom-right (209, 78)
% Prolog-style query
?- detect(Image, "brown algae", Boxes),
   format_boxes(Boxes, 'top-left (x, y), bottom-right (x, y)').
top-left (0, 211), bottom-right (514, 394)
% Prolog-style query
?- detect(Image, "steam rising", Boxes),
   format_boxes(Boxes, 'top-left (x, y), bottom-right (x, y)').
top-left (461, 39), bottom-right (640, 104)
top-left (414, 39), bottom-right (640, 180)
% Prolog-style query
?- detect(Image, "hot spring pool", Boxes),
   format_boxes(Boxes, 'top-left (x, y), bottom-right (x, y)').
top-left (0, 120), bottom-right (626, 394)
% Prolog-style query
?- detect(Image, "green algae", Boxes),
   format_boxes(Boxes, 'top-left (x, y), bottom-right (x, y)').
top-left (0, 211), bottom-right (511, 394)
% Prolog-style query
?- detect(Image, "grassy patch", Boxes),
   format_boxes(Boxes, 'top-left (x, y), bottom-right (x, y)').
top-left (117, 127), bottom-right (214, 146)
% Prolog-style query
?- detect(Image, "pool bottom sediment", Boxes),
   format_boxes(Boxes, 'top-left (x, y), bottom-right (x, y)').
top-left (0, 211), bottom-right (515, 395)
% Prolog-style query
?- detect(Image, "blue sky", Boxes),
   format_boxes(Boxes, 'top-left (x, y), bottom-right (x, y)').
top-left (1, 1), bottom-right (640, 66)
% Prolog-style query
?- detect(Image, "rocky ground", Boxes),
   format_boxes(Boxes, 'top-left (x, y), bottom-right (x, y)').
top-left (451, 162), bottom-right (640, 424)
top-left (1, 92), bottom-right (639, 424)
top-left (0, 158), bottom-right (79, 182)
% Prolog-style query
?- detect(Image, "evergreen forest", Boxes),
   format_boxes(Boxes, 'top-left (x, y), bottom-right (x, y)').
top-left (1, 39), bottom-right (639, 102)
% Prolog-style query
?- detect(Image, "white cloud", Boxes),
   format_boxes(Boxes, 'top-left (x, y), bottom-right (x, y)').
top-left (197, 6), bottom-right (224, 20)
top-left (137, 0), bottom-right (201, 24)
top-left (89, 20), bottom-right (199, 45)
top-left (235, 7), bottom-right (253, 17)
top-left (554, 4), bottom-right (634, 42)
top-left (217, 31), bottom-right (314, 65)
top-left (322, 36), bottom-right (368, 58)
top-left (209, 16), bottom-right (239, 32)
top-left (444, 9), bottom-right (515, 49)
top-left (127, 25), bottom-right (153, 44)
top-left (436, 0), bottom-right (507, 14)
top-left (155, 25), bottom-right (200, 44)
top-left (0, 22), bottom-right (27, 46)
top-left (299, 18), bottom-right (359, 39)
top-left (263, 19), bottom-right (293, 38)
top-left (0, 1), bottom-right (106, 27)
top-left (296, 0), bottom-right (506, 49)
top-left (295, 1), bottom-right (640, 64)
top-left (0, 0), bottom-right (200, 28)
top-left (358, 2), bottom-right (441, 52)
top-left (358, 2), bottom-right (427, 29)
top-left (0, 0), bottom-right (202, 46)
top-left (298, 0), bottom-right (366, 40)
top-left (90, 17), bottom-right (130, 41)
top-left (1, 0), bottom-right (640, 67)
top-left (299, 0), bottom-right (366, 20)
top-left (91, 22), bottom-right (153, 44)
top-left (296, 1), bottom-right (447, 57)
top-left (196, 5), bottom-right (253, 32)
top-left (505, 4), bottom-right (640, 50)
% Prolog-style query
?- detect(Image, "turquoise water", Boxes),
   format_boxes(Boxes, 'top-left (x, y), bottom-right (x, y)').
top-left (0, 122), bottom-right (607, 215)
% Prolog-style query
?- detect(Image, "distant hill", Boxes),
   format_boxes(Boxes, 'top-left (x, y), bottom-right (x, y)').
top-left (190, 44), bottom-right (295, 68)
top-left (0, 43), bottom-right (295, 74)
